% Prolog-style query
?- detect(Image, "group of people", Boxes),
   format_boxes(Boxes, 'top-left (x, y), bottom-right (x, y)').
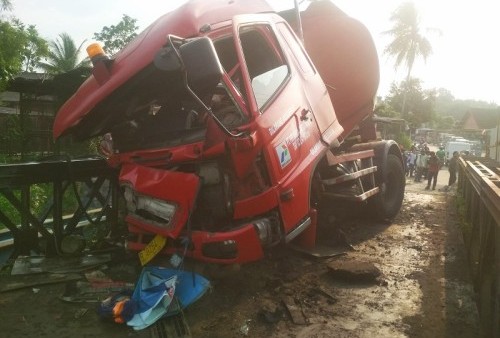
top-left (403, 146), bottom-right (460, 191)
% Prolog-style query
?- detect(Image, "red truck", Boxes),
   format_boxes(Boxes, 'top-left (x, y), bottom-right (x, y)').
top-left (54, 0), bottom-right (405, 264)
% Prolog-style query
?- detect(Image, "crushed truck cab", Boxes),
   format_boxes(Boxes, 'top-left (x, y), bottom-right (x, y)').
top-left (54, 0), bottom-right (405, 264)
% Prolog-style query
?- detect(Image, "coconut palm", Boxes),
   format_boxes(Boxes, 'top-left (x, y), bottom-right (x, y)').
top-left (384, 2), bottom-right (433, 116)
top-left (39, 32), bottom-right (88, 74)
top-left (0, 0), bottom-right (12, 12)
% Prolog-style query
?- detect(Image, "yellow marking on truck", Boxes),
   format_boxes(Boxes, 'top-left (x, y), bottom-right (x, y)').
top-left (139, 234), bottom-right (166, 266)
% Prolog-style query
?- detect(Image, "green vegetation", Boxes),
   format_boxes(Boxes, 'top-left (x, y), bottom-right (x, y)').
top-left (380, 2), bottom-right (498, 130)
top-left (376, 79), bottom-right (498, 130)
top-left (383, 2), bottom-right (435, 116)
top-left (0, 182), bottom-right (81, 230)
top-left (455, 193), bottom-right (472, 246)
top-left (0, 4), bottom-right (138, 234)
top-left (38, 32), bottom-right (89, 74)
top-left (93, 14), bottom-right (139, 55)
top-left (395, 132), bottom-right (412, 150)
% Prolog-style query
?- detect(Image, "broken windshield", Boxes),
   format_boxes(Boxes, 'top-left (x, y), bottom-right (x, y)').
top-left (93, 36), bottom-right (249, 154)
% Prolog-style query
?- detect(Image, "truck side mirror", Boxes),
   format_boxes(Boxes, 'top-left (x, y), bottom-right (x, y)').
top-left (179, 37), bottom-right (223, 99)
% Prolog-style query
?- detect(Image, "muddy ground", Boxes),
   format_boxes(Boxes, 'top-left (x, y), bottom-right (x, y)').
top-left (0, 169), bottom-right (482, 338)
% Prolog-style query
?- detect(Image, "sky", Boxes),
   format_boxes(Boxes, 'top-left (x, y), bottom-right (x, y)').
top-left (5, 0), bottom-right (500, 104)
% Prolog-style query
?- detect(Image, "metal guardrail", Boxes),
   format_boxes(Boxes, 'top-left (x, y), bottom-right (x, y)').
top-left (458, 158), bottom-right (500, 338)
top-left (0, 157), bottom-right (120, 257)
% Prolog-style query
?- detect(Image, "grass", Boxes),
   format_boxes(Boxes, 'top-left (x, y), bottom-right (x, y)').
top-left (455, 193), bottom-right (473, 248)
top-left (0, 183), bottom-right (80, 231)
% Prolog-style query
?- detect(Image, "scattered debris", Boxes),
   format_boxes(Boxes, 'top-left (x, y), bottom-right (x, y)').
top-left (0, 273), bottom-right (81, 293)
top-left (311, 286), bottom-right (337, 303)
top-left (239, 319), bottom-right (251, 336)
top-left (74, 308), bottom-right (88, 319)
top-left (127, 267), bottom-right (210, 330)
top-left (258, 299), bottom-right (283, 324)
top-left (11, 254), bottom-right (111, 275)
top-left (98, 290), bottom-right (136, 323)
top-left (327, 259), bottom-right (382, 283)
top-left (282, 296), bottom-right (307, 325)
top-left (85, 270), bottom-right (113, 283)
top-left (150, 309), bottom-right (192, 338)
top-left (60, 280), bottom-right (134, 303)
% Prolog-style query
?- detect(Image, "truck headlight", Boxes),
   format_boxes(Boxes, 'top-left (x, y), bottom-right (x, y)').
top-left (122, 184), bottom-right (177, 227)
top-left (136, 195), bottom-right (176, 225)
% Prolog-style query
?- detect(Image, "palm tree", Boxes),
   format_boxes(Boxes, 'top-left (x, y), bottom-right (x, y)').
top-left (0, 0), bottom-right (12, 12)
top-left (384, 2), bottom-right (432, 117)
top-left (39, 32), bottom-right (88, 74)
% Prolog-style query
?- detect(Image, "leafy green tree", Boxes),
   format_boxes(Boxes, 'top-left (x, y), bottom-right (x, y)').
top-left (386, 78), bottom-right (435, 128)
top-left (434, 115), bottom-right (455, 130)
top-left (22, 24), bottom-right (49, 71)
top-left (374, 100), bottom-right (400, 118)
top-left (0, 0), bottom-right (48, 87)
top-left (1, 114), bottom-right (23, 155)
top-left (434, 88), bottom-right (498, 121)
top-left (39, 32), bottom-right (88, 74)
top-left (0, 19), bottom-right (26, 89)
top-left (0, 25), bottom-right (49, 85)
top-left (93, 14), bottom-right (138, 55)
top-left (384, 2), bottom-right (433, 115)
top-left (0, 0), bottom-right (12, 12)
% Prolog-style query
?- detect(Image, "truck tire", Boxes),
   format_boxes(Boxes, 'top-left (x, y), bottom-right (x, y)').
top-left (369, 153), bottom-right (405, 221)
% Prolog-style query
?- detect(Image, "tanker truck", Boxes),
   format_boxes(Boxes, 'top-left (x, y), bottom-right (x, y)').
top-left (53, 0), bottom-right (405, 264)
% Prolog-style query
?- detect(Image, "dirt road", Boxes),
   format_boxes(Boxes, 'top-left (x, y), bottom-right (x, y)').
top-left (185, 170), bottom-right (481, 337)
top-left (0, 169), bottom-right (482, 337)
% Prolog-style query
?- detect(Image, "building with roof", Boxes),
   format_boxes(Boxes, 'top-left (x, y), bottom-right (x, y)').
top-left (0, 70), bottom-right (89, 158)
top-left (460, 108), bottom-right (500, 161)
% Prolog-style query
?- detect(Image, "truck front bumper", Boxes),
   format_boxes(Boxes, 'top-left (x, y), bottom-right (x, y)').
top-left (126, 218), bottom-right (265, 264)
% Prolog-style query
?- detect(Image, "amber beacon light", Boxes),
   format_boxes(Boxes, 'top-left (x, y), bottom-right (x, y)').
top-left (87, 43), bottom-right (112, 84)
top-left (87, 43), bottom-right (106, 59)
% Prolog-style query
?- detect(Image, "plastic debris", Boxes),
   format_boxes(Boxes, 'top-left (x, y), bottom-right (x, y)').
top-left (11, 254), bottom-right (111, 275)
top-left (169, 254), bottom-right (182, 268)
top-left (60, 280), bottom-right (134, 303)
top-left (239, 319), bottom-right (251, 336)
top-left (127, 267), bottom-right (210, 330)
top-left (98, 290), bottom-right (136, 323)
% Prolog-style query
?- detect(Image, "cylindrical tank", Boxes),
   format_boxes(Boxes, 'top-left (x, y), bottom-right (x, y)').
top-left (283, 1), bottom-right (380, 138)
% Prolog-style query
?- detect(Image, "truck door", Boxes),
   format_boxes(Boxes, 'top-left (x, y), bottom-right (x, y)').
top-left (231, 15), bottom-right (323, 233)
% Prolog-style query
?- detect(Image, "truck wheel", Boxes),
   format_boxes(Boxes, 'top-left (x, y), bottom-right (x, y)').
top-left (369, 153), bottom-right (405, 221)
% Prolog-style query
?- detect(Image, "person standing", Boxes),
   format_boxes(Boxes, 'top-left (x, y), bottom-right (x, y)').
top-left (406, 149), bottom-right (416, 177)
top-left (436, 146), bottom-right (446, 168)
top-left (425, 151), bottom-right (440, 190)
top-left (414, 150), bottom-right (427, 182)
top-left (448, 151), bottom-right (460, 186)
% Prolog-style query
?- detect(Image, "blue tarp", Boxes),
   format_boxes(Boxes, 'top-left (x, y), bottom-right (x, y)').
top-left (127, 266), bottom-right (210, 330)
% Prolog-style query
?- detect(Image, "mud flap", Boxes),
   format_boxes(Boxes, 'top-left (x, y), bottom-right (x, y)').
top-left (290, 209), bottom-right (347, 258)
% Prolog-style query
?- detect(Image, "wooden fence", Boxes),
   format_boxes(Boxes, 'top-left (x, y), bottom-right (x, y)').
top-left (458, 158), bottom-right (500, 337)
